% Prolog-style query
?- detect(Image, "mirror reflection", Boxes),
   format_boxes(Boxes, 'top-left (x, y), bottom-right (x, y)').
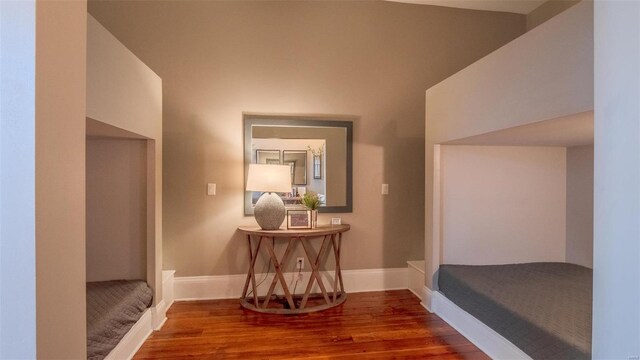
top-left (283, 150), bottom-right (308, 185)
top-left (244, 115), bottom-right (353, 214)
top-left (256, 149), bottom-right (280, 165)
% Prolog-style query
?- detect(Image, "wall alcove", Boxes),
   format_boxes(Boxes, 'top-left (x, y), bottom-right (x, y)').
top-left (425, 1), bottom-right (594, 286)
top-left (85, 14), bottom-right (164, 359)
top-left (433, 111), bottom-right (594, 270)
top-left (423, 2), bottom-right (595, 359)
top-left (86, 119), bottom-right (151, 283)
top-left (86, 14), bottom-right (163, 304)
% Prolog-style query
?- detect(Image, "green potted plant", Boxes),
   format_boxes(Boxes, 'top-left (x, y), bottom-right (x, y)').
top-left (301, 192), bottom-right (323, 228)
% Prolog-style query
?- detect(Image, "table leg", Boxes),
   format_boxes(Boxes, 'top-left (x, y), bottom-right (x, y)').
top-left (242, 235), bottom-right (252, 298)
top-left (338, 232), bottom-right (344, 293)
top-left (331, 233), bottom-right (341, 303)
top-left (241, 235), bottom-right (263, 307)
top-left (300, 236), bottom-right (331, 309)
top-left (263, 240), bottom-right (296, 310)
top-left (263, 237), bottom-right (295, 308)
top-left (242, 244), bottom-right (250, 298)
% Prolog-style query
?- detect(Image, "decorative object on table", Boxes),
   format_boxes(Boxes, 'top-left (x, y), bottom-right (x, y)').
top-left (301, 192), bottom-right (323, 229)
top-left (246, 164), bottom-right (291, 230)
top-left (331, 217), bottom-right (342, 225)
top-left (256, 149), bottom-right (280, 164)
top-left (307, 145), bottom-right (324, 180)
top-left (283, 150), bottom-right (307, 185)
top-left (287, 209), bottom-right (311, 229)
top-left (297, 186), bottom-right (306, 196)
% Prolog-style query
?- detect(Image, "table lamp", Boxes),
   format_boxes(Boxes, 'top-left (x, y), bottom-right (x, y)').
top-left (246, 164), bottom-right (292, 230)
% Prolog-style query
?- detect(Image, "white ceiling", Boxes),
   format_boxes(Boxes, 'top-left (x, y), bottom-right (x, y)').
top-left (443, 111), bottom-right (594, 147)
top-left (387, 0), bottom-right (547, 14)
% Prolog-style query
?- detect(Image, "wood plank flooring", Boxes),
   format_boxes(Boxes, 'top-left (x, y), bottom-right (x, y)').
top-left (134, 290), bottom-right (488, 359)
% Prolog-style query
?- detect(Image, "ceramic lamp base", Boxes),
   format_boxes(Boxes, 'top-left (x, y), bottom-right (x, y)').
top-left (254, 192), bottom-right (285, 230)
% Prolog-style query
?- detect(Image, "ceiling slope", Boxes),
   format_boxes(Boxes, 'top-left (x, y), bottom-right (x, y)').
top-left (387, 0), bottom-right (546, 14)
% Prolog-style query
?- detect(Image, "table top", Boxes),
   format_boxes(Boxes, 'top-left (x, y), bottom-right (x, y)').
top-left (238, 224), bottom-right (350, 237)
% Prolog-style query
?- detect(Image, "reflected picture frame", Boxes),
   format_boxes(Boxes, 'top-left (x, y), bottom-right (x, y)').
top-left (283, 160), bottom-right (296, 183)
top-left (313, 155), bottom-right (322, 179)
top-left (287, 210), bottom-right (311, 229)
top-left (283, 150), bottom-right (307, 185)
top-left (256, 149), bottom-right (280, 164)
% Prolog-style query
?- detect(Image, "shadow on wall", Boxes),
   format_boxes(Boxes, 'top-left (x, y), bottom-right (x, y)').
top-left (382, 120), bottom-right (425, 268)
top-left (163, 114), bottom-right (248, 276)
top-left (373, 120), bottom-right (426, 268)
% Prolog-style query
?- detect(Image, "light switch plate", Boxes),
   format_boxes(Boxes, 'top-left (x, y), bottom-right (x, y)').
top-left (207, 183), bottom-right (216, 195)
top-left (382, 184), bottom-right (389, 195)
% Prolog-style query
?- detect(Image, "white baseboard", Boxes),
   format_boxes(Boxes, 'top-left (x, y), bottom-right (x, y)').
top-left (420, 285), bottom-right (433, 313)
top-left (162, 270), bottom-right (175, 305)
top-left (104, 309), bottom-right (153, 360)
top-left (406, 261), bottom-right (431, 312)
top-left (174, 267), bottom-right (408, 301)
top-left (432, 291), bottom-right (531, 360)
top-left (407, 260), bottom-right (425, 300)
top-left (342, 268), bottom-right (407, 292)
top-left (150, 270), bottom-right (175, 330)
top-left (151, 300), bottom-right (168, 330)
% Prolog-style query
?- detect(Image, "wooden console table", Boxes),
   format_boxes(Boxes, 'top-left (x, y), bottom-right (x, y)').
top-left (237, 224), bottom-right (350, 314)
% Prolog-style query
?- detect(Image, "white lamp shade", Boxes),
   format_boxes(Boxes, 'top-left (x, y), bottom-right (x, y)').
top-left (246, 164), bottom-right (292, 193)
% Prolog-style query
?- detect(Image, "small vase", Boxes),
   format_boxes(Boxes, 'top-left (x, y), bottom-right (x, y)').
top-left (310, 210), bottom-right (318, 229)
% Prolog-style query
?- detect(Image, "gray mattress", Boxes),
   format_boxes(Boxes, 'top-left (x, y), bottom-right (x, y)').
top-left (438, 262), bottom-right (592, 360)
top-left (87, 280), bottom-right (153, 360)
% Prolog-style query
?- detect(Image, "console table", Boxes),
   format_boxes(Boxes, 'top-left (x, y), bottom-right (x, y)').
top-left (237, 224), bottom-right (350, 314)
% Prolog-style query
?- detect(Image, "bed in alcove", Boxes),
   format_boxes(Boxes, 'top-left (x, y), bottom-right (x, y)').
top-left (432, 111), bottom-right (594, 360)
top-left (86, 280), bottom-right (153, 360)
top-left (424, 2), bottom-right (594, 359)
top-left (85, 14), bottom-right (164, 360)
top-left (438, 263), bottom-right (592, 359)
top-left (85, 119), bottom-right (156, 360)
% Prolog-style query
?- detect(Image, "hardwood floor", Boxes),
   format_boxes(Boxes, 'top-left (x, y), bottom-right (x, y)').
top-left (134, 290), bottom-right (488, 359)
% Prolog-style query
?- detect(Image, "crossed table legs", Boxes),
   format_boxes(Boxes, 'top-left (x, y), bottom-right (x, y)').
top-left (240, 233), bottom-right (346, 314)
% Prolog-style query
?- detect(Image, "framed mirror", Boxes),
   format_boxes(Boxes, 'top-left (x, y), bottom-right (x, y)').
top-left (244, 114), bottom-right (353, 214)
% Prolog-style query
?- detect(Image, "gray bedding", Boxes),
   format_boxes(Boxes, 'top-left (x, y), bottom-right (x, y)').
top-left (438, 262), bottom-right (592, 360)
top-left (87, 280), bottom-right (153, 360)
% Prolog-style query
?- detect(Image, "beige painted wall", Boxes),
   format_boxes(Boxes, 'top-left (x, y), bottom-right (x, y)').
top-left (565, 145), bottom-right (593, 268)
top-left (526, 0), bottom-right (581, 31)
top-left (425, 1), bottom-right (592, 287)
top-left (35, 0), bottom-right (87, 358)
top-left (86, 15), bottom-right (163, 303)
top-left (441, 146), bottom-right (567, 265)
top-left (86, 138), bottom-right (148, 282)
top-left (88, 0), bottom-right (525, 276)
